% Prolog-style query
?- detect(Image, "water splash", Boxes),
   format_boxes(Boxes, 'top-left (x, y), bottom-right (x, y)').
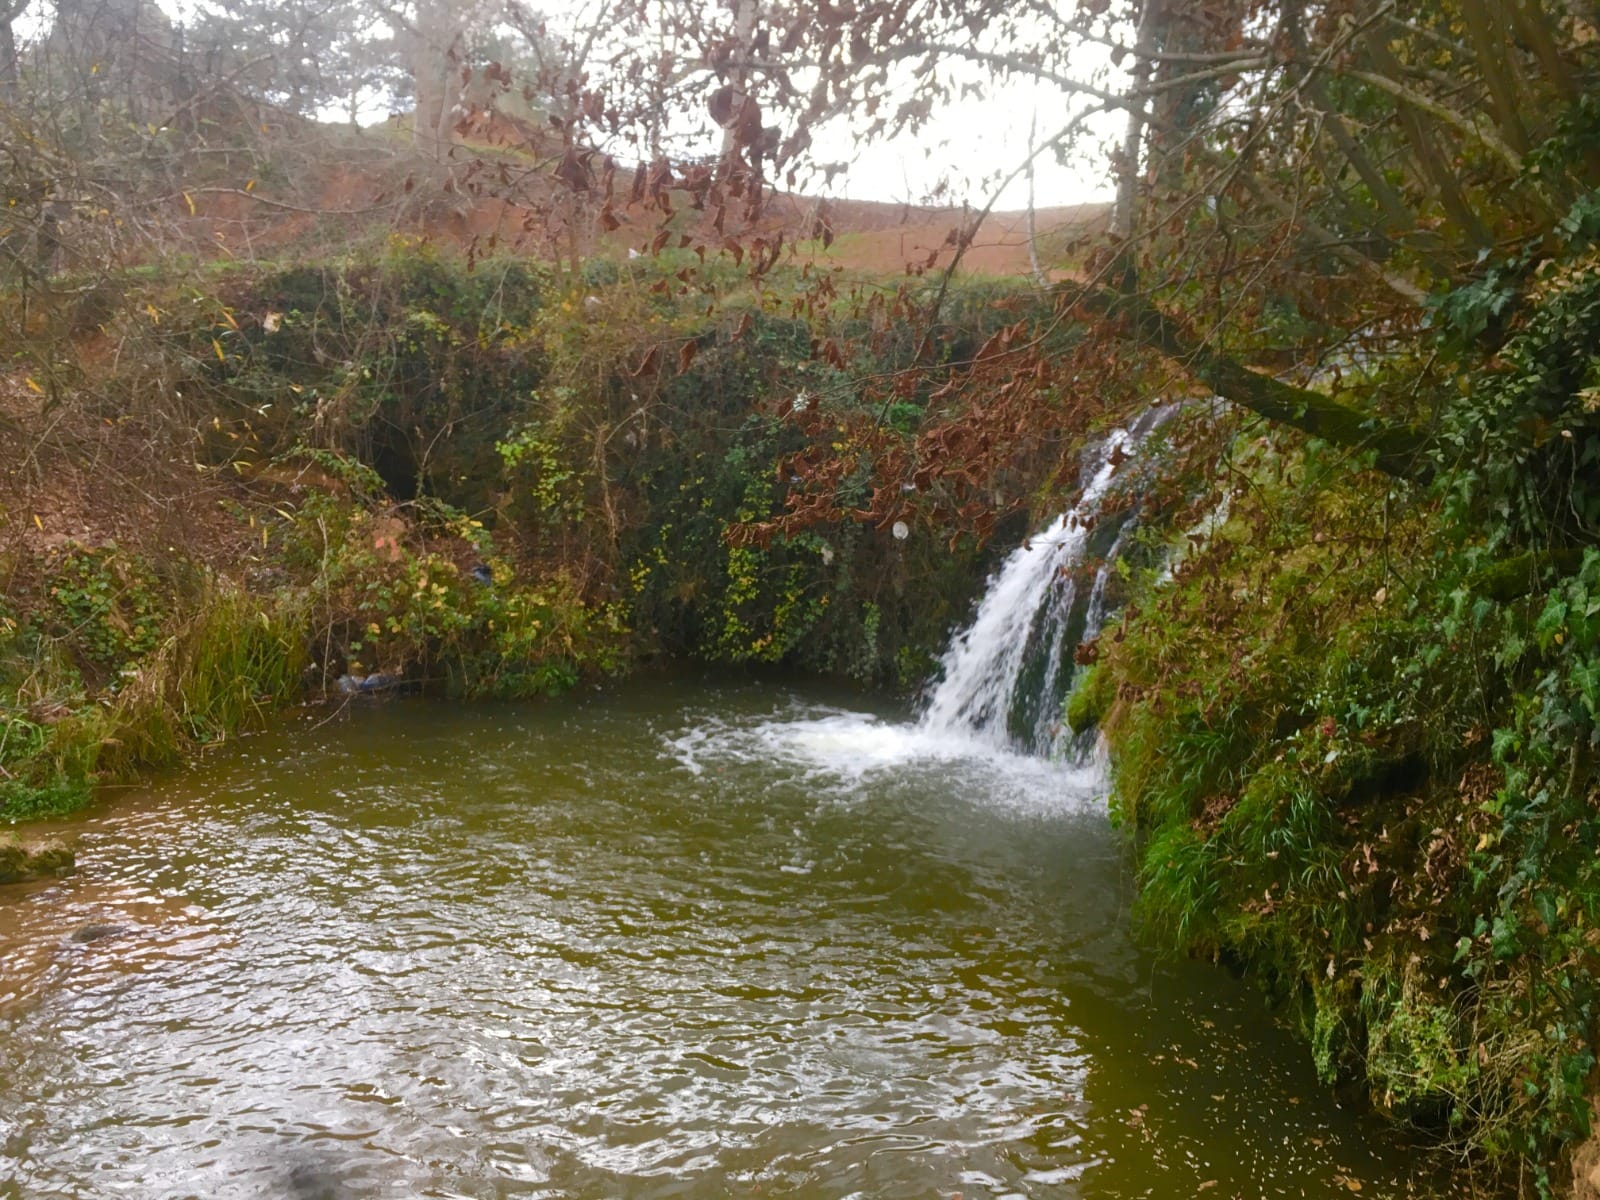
top-left (664, 414), bottom-right (1166, 785)
top-left (919, 416), bottom-right (1164, 757)
top-left (662, 700), bottom-right (1105, 813)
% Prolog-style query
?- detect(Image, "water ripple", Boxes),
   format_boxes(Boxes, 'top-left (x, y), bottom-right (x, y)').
top-left (0, 680), bottom-right (1457, 1198)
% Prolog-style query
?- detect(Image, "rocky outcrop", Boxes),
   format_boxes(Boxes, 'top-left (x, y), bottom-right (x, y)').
top-left (0, 837), bottom-right (75, 886)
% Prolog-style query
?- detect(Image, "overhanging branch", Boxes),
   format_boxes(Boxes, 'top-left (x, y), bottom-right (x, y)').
top-left (1069, 283), bottom-right (1430, 478)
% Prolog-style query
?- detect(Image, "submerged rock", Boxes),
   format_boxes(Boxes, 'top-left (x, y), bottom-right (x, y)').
top-left (67, 922), bottom-right (129, 944)
top-left (287, 1161), bottom-right (350, 1200)
top-left (335, 672), bottom-right (401, 695)
top-left (0, 838), bottom-right (75, 886)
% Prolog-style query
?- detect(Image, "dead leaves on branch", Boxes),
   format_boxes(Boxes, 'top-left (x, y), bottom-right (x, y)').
top-left (624, 326), bottom-right (713, 380)
top-left (810, 202), bottom-right (835, 250)
top-left (628, 345), bottom-right (662, 378)
top-left (734, 319), bottom-right (1131, 552)
top-left (436, 17), bottom-right (807, 281)
top-left (553, 148), bottom-right (595, 193)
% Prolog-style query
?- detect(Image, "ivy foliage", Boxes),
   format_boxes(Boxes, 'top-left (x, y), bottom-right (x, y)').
top-left (1097, 246), bottom-right (1600, 1185)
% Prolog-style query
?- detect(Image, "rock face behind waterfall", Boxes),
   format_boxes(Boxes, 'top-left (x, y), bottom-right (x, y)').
top-left (918, 412), bottom-right (1170, 757)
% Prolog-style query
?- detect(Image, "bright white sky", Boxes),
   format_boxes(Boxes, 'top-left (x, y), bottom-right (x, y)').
top-left (23, 0), bottom-right (1120, 209)
top-left (523, 0), bottom-right (1123, 209)
top-left (811, 81), bottom-right (1119, 210)
top-left (505, 0), bottom-right (1123, 209)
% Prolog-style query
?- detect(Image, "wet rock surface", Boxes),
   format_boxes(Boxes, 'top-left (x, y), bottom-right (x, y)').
top-left (66, 922), bottom-right (130, 944)
top-left (0, 838), bottom-right (74, 887)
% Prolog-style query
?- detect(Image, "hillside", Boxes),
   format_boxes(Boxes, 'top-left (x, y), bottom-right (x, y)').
top-left (108, 113), bottom-right (1108, 282)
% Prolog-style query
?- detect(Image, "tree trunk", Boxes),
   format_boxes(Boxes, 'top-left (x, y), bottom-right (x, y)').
top-left (0, 8), bottom-right (18, 95)
top-left (1361, 36), bottom-right (1492, 250)
top-left (405, 17), bottom-right (461, 159)
top-left (1110, 0), bottom-right (1162, 243)
top-left (1509, 0), bottom-right (1578, 103)
top-left (1281, 0), bottom-right (1417, 242)
top-left (1460, 0), bottom-right (1530, 153)
top-left (1071, 283), bottom-right (1430, 479)
top-left (409, 34), bottom-right (446, 154)
top-left (724, 0), bottom-right (756, 149)
top-left (1026, 109), bottom-right (1045, 289)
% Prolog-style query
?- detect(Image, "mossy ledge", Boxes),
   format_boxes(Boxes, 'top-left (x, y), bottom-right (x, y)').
top-left (0, 836), bottom-right (75, 885)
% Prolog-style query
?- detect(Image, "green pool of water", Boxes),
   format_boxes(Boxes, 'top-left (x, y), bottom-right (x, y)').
top-left (0, 675), bottom-right (1459, 1198)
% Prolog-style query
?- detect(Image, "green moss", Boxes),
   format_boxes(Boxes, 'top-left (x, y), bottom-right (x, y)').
top-left (1098, 265), bottom-right (1600, 1175)
top-left (1362, 971), bottom-right (1478, 1120)
top-left (1064, 662), bottom-right (1111, 734)
top-left (0, 777), bottom-right (94, 824)
top-left (0, 836), bottom-right (75, 884)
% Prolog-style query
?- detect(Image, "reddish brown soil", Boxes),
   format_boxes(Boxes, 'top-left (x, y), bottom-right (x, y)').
top-left (778, 200), bottom-right (1109, 278)
top-left (0, 375), bottom-right (329, 571)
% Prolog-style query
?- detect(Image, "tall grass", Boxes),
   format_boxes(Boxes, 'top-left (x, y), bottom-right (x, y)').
top-left (1, 577), bottom-right (307, 821)
top-left (99, 583), bottom-right (308, 778)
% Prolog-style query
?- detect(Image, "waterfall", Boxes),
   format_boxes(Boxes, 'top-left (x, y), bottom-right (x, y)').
top-left (918, 414), bottom-right (1166, 757)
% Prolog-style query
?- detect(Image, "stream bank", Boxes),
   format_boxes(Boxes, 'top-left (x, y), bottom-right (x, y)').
top-left (1072, 251), bottom-right (1600, 1194)
top-left (3, 248), bottom-right (1033, 820)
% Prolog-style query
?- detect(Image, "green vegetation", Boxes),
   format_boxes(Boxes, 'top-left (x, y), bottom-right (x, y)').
top-left (7, 0), bottom-right (1600, 1184)
top-left (0, 570), bottom-right (305, 820)
top-left (8, 210), bottom-right (1599, 1192)
top-left (1, 244), bottom-right (1016, 820)
top-left (5, 178), bottom-right (1599, 1200)
top-left (1093, 241), bottom-right (1600, 1187)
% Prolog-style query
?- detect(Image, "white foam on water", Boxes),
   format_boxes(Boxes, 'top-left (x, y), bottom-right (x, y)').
top-left (665, 421), bottom-right (1167, 807)
top-left (663, 702), bottom-right (1105, 815)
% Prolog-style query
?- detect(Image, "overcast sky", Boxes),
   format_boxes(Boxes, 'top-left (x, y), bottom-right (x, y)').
top-left (807, 79), bottom-right (1119, 210)
top-left (24, 0), bottom-right (1120, 209)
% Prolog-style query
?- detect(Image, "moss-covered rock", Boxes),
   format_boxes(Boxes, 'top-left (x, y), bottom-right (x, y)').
top-left (0, 836), bottom-right (75, 885)
top-left (1064, 662), bottom-right (1112, 735)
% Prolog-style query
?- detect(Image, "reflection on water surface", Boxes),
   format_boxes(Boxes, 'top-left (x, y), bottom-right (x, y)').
top-left (0, 676), bottom-right (1457, 1198)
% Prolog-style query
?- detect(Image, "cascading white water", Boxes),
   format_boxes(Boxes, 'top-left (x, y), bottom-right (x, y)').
top-left (918, 419), bottom-right (1158, 757)
top-left (696, 415), bottom-right (1165, 782)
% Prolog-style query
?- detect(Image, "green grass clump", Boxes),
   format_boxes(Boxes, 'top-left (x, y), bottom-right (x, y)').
top-left (1064, 662), bottom-right (1112, 735)
top-left (1100, 266), bottom-right (1600, 1186)
top-left (96, 583), bottom-right (310, 777)
top-left (0, 572), bottom-right (311, 822)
